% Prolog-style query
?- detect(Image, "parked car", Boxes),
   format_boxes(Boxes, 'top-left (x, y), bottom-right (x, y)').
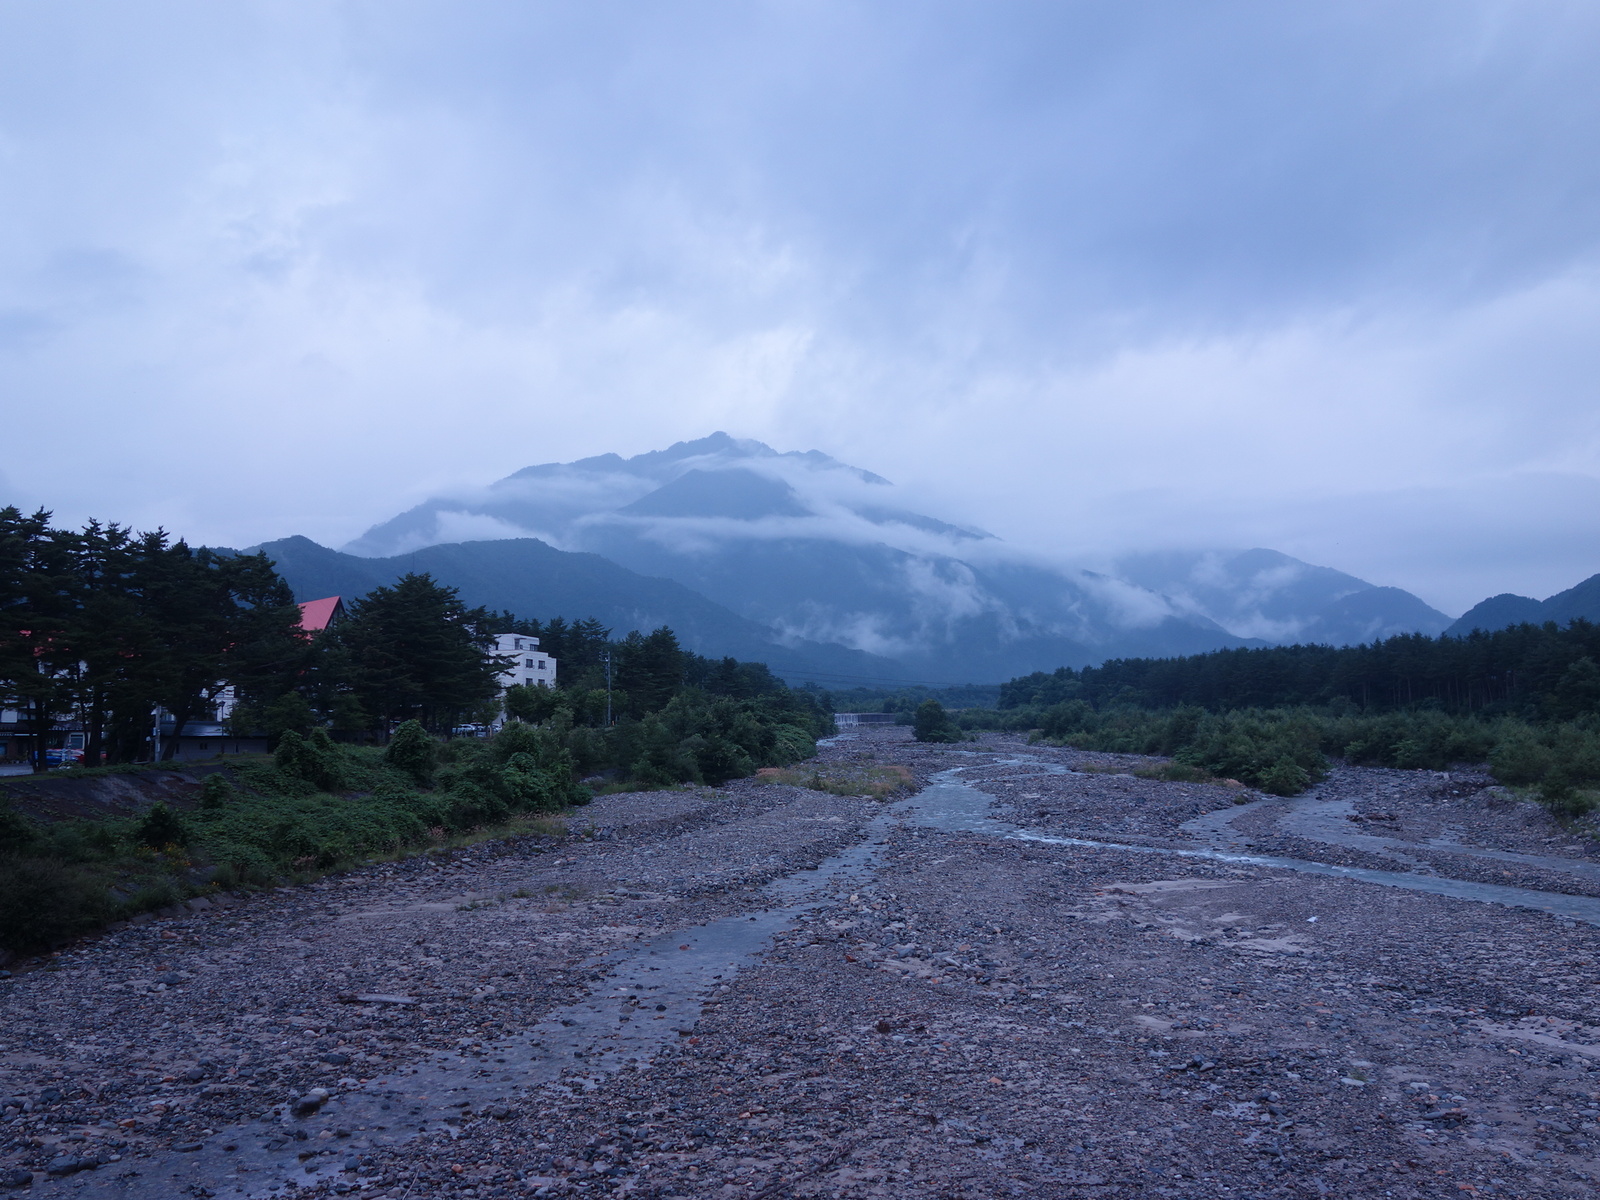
top-left (45, 747), bottom-right (84, 766)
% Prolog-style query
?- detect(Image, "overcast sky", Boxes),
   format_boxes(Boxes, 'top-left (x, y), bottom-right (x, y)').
top-left (3, 1), bottom-right (1598, 614)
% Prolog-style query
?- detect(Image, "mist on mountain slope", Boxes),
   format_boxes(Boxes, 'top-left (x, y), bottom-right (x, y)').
top-left (335, 435), bottom-right (1451, 678)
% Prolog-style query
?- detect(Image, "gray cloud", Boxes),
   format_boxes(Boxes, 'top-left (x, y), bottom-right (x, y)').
top-left (0, 1), bottom-right (1596, 611)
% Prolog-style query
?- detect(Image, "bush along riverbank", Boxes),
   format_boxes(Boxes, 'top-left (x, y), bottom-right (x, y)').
top-left (0, 690), bottom-right (831, 960)
top-left (1008, 701), bottom-right (1600, 811)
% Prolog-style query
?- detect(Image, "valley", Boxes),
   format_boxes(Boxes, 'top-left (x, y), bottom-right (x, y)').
top-left (6, 731), bottom-right (1600, 1198)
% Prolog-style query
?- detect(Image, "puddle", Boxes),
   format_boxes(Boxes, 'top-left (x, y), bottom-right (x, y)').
top-left (69, 817), bottom-right (893, 1198)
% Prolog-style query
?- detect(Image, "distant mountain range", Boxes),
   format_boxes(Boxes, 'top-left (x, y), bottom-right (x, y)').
top-left (249, 534), bottom-right (901, 685)
top-left (1446, 573), bottom-right (1600, 636)
top-left (1113, 549), bottom-right (1455, 646)
top-left (231, 432), bottom-right (1483, 685)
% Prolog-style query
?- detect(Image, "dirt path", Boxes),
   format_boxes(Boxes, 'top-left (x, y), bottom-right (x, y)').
top-left (4, 729), bottom-right (1600, 1198)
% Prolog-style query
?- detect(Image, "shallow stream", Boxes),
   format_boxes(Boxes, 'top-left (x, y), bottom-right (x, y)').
top-left (905, 759), bottom-right (1600, 926)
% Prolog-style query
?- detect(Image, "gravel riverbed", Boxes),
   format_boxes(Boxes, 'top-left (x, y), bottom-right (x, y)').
top-left (4, 728), bottom-right (1600, 1199)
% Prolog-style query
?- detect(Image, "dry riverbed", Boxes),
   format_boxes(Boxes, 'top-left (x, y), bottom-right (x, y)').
top-left (4, 729), bottom-right (1600, 1198)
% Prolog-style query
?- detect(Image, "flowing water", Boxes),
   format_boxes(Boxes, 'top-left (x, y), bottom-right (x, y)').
top-left (903, 762), bottom-right (1600, 926)
top-left (78, 815), bottom-right (894, 1198)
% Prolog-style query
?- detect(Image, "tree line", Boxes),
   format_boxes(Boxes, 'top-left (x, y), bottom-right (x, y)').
top-left (983, 619), bottom-right (1600, 805)
top-left (2, 508), bottom-right (833, 776)
top-left (998, 620), bottom-right (1600, 721)
top-left (0, 507), bottom-right (306, 768)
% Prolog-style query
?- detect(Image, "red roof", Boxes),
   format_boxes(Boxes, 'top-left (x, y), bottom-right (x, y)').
top-left (296, 596), bottom-right (345, 632)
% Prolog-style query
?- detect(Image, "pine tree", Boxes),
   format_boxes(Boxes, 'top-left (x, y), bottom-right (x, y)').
top-left (615, 627), bottom-right (685, 716)
top-left (0, 509), bottom-right (83, 771)
top-left (329, 574), bottom-right (501, 734)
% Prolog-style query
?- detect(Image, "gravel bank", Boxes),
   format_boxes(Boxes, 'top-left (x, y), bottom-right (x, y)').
top-left (4, 728), bottom-right (1599, 1198)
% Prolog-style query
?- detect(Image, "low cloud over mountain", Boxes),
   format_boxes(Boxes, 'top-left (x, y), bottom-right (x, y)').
top-left (327, 435), bottom-right (1455, 683)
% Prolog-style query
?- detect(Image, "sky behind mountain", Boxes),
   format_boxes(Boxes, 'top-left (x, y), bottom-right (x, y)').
top-left (3, 2), bottom-right (1598, 613)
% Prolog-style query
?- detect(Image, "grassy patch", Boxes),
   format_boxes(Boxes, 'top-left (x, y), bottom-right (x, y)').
top-left (756, 764), bottom-right (913, 799)
top-left (1132, 762), bottom-right (1222, 785)
top-left (0, 732), bottom-right (588, 958)
top-left (0, 710), bottom-right (835, 957)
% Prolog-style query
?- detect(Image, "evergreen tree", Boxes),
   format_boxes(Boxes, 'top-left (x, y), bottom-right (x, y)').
top-left (615, 627), bottom-right (685, 716)
top-left (1, 510), bottom-right (305, 766)
top-left (148, 543), bottom-right (304, 760)
top-left (329, 573), bottom-right (502, 733)
top-left (0, 509), bottom-right (85, 771)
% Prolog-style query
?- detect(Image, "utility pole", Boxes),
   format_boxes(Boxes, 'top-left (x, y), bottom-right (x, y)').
top-left (602, 650), bottom-right (613, 727)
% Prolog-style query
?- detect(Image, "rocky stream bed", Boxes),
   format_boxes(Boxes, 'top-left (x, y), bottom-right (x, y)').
top-left (4, 728), bottom-right (1600, 1199)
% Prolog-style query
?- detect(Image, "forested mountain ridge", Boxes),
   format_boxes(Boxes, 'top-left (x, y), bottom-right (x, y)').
top-left (1448, 572), bottom-right (1600, 635)
top-left (246, 534), bottom-right (901, 686)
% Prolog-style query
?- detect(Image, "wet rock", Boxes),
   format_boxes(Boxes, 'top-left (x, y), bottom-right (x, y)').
top-left (0, 1168), bottom-right (31, 1189)
top-left (291, 1090), bottom-right (330, 1118)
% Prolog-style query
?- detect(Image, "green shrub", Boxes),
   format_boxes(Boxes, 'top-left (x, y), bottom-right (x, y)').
top-left (0, 663), bottom-right (832, 951)
top-left (434, 722), bottom-right (591, 817)
top-left (274, 729), bottom-right (348, 792)
top-left (199, 773), bottom-right (235, 810)
top-left (1133, 762), bottom-right (1214, 784)
top-left (385, 720), bottom-right (438, 786)
top-left (912, 700), bottom-right (962, 744)
top-left (124, 876), bottom-right (182, 914)
top-left (0, 805), bottom-right (38, 856)
top-left (1258, 756), bottom-right (1312, 797)
top-left (770, 723), bottom-right (817, 765)
top-left (136, 803), bottom-right (187, 849)
top-left (0, 857), bottom-right (110, 954)
top-left (1489, 729), bottom-right (1555, 786)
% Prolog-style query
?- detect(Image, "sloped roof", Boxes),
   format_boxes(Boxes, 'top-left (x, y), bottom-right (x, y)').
top-left (296, 596), bottom-right (344, 632)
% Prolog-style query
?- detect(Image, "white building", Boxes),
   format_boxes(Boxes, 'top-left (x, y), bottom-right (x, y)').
top-left (491, 633), bottom-right (557, 691)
